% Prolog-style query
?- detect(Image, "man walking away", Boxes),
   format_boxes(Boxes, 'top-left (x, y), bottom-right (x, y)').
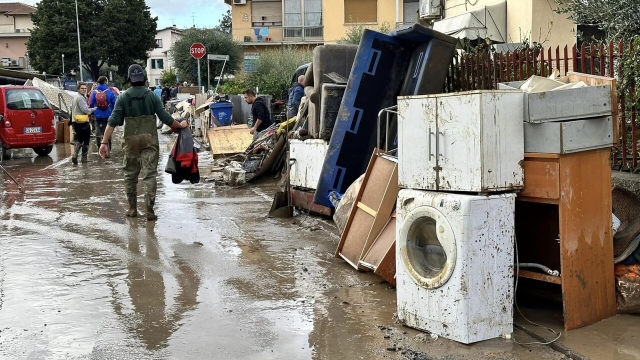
top-left (287, 75), bottom-right (305, 119)
top-left (89, 76), bottom-right (117, 153)
top-left (161, 84), bottom-right (171, 107)
top-left (243, 89), bottom-right (272, 140)
top-left (154, 85), bottom-right (162, 99)
top-left (71, 83), bottom-right (96, 164)
top-left (99, 64), bottom-right (189, 221)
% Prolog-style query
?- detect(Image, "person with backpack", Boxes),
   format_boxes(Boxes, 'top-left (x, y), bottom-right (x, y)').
top-left (161, 84), bottom-right (171, 106)
top-left (99, 64), bottom-right (190, 221)
top-left (89, 76), bottom-right (117, 153)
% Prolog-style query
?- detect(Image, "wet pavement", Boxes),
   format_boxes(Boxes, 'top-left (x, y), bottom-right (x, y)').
top-left (0, 133), bottom-right (567, 359)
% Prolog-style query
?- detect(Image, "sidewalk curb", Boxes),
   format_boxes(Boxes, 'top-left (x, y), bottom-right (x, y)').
top-left (514, 323), bottom-right (589, 360)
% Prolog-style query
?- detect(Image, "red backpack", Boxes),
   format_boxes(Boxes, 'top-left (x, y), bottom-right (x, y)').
top-left (95, 89), bottom-right (109, 110)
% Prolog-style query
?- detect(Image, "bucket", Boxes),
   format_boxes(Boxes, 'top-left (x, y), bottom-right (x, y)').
top-left (210, 102), bottom-right (233, 126)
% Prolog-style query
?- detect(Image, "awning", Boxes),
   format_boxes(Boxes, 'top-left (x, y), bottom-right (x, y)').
top-left (433, 1), bottom-right (506, 43)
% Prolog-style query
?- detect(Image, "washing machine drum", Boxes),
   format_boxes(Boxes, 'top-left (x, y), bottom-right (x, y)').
top-left (399, 205), bottom-right (457, 289)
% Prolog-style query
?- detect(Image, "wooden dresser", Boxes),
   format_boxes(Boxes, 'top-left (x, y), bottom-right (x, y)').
top-left (516, 148), bottom-right (616, 330)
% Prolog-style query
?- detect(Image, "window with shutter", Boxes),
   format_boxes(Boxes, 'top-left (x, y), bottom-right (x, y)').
top-left (251, 1), bottom-right (283, 25)
top-left (344, 0), bottom-right (377, 23)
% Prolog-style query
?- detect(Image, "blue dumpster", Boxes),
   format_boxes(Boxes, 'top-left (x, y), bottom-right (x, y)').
top-left (210, 102), bottom-right (234, 126)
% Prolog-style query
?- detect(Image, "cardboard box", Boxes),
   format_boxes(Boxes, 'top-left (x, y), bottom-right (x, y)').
top-left (56, 120), bottom-right (70, 143)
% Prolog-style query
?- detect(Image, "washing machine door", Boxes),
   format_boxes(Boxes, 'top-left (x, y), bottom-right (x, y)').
top-left (399, 205), bottom-right (456, 289)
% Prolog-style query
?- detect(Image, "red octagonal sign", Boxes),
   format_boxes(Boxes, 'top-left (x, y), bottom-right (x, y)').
top-left (190, 43), bottom-right (206, 59)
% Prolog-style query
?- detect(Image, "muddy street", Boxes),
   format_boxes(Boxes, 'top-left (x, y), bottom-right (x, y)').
top-left (0, 134), bottom-right (564, 359)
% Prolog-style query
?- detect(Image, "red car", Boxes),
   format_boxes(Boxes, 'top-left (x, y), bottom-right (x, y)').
top-left (0, 86), bottom-right (56, 160)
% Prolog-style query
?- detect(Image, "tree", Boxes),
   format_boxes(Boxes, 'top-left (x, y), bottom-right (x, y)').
top-left (28, 0), bottom-right (157, 80)
top-left (555, 0), bottom-right (640, 40)
top-left (160, 68), bottom-right (178, 86)
top-left (218, 47), bottom-right (313, 99)
top-left (217, 9), bottom-right (232, 33)
top-left (339, 22), bottom-right (392, 45)
top-left (169, 28), bottom-right (242, 88)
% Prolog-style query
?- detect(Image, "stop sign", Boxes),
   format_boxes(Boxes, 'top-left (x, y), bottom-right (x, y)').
top-left (190, 43), bottom-right (206, 59)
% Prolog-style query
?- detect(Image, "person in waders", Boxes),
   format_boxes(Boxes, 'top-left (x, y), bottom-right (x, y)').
top-left (98, 64), bottom-right (189, 220)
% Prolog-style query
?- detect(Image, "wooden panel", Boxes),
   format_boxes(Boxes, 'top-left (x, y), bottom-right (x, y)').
top-left (357, 202), bottom-right (377, 216)
top-left (567, 72), bottom-right (619, 146)
top-left (524, 152), bottom-right (560, 159)
top-left (558, 148), bottom-right (616, 330)
top-left (339, 209), bottom-right (373, 268)
top-left (518, 270), bottom-right (562, 285)
top-left (358, 164), bottom-right (398, 269)
top-left (360, 158), bottom-right (395, 207)
top-left (207, 125), bottom-right (254, 158)
top-left (520, 160), bottom-right (560, 199)
top-left (362, 217), bottom-right (395, 268)
top-left (344, 0), bottom-right (376, 23)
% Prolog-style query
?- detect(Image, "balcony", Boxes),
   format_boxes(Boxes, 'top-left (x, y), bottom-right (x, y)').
top-left (233, 26), bottom-right (323, 44)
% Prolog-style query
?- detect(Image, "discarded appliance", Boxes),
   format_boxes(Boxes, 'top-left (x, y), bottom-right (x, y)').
top-left (290, 139), bottom-right (329, 190)
top-left (398, 91), bottom-right (524, 192)
top-left (207, 125), bottom-right (254, 158)
top-left (336, 150), bottom-right (399, 271)
top-left (314, 25), bottom-right (457, 207)
top-left (523, 117), bottom-right (613, 154)
top-left (498, 76), bottom-right (613, 123)
top-left (396, 189), bottom-right (516, 344)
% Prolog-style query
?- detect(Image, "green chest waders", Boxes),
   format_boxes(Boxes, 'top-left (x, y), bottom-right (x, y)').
top-left (121, 91), bottom-right (161, 220)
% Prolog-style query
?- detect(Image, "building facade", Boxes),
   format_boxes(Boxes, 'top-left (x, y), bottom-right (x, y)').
top-left (0, 2), bottom-right (36, 70)
top-left (146, 26), bottom-right (183, 87)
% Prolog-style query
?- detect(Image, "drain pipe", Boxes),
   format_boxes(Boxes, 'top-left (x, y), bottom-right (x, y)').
top-left (396, 0), bottom-right (401, 24)
top-left (519, 263), bottom-right (560, 277)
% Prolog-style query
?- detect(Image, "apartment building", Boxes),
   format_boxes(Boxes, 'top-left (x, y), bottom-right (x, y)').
top-left (431, 0), bottom-right (576, 51)
top-left (0, 2), bottom-right (36, 70)
top-left (226, 0), bottom-right (423, 46)
top-left (146, 26), bottom-right (183, 87)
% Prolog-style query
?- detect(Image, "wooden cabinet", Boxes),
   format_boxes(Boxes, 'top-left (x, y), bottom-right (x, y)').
top-left (516, 149), bottom-right (616, 330)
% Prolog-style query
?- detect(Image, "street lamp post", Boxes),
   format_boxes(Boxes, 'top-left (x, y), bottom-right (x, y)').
top-left (75, 0), bottom-right (83, 82)
top-left (62, 54), bottom-right (65, 75)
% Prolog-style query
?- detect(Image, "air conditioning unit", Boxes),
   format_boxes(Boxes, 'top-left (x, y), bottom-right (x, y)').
top-left (10, 60), bottom-right (18, 66)
top-left (14, 28), bottom-right (27, 33)
top-left (419, 0), bottom-right (442, 19)
top-left (1, 58), bottom-right (10, 67)
top-left (233, 0), bottom-right (246, 5)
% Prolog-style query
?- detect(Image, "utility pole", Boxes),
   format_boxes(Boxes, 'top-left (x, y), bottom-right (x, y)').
top-left (75, 0), bottom-right (83, 81)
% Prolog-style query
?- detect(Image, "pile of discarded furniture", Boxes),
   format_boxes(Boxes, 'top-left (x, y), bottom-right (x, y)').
top-left (268, 23), bottom-right (633, 345)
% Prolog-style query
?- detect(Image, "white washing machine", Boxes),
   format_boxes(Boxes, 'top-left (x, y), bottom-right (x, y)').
top-left (396, 189), bottom-right (515, 344)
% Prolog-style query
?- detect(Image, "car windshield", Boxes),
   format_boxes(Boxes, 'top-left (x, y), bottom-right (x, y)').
top-left (6, 89), bottom-right (51, 110)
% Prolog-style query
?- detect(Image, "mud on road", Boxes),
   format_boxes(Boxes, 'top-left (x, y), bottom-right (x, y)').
top-left (0, 134), bottom-right (566, 359)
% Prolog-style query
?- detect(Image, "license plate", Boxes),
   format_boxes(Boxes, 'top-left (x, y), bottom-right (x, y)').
top-left (24, 127), bottom-right (42, 134)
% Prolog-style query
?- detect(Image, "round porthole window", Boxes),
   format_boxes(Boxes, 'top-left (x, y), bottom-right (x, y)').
top-left (399, 205), bottom-right (456, 289)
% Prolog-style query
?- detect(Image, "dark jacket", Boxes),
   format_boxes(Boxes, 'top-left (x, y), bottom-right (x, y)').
top-left (89, 84), bottom-right (117, 119)
top-left (251, 97), bottom-right (272, 132)
top-left (287, 83), bottom-right (304, 108)
top-left (165, 124), bottom-right (200, 184)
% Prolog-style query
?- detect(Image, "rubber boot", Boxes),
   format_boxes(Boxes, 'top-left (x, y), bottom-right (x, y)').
top-left (126, 192), bottom-right (138, 217)
top-left (81, 150), bottom-right (88, 163)
top-left (71, 143), bottom-right (79, 164)
top-left (145, 193), bottom-right (157, 221)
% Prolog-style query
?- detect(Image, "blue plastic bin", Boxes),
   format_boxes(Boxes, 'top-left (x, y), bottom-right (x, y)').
top-left (210, 102), bottom-right (234, 126)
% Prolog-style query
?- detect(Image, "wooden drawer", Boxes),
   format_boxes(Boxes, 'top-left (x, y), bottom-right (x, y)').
top-left (520, 159), bottom-right (560, 199)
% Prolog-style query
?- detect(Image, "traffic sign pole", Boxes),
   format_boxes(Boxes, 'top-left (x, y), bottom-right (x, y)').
top-left (197, 58), bottom-right (201, 92)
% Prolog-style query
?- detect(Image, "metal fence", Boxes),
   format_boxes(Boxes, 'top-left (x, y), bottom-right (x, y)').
top-left (444, 41), bottom-right (638, 170)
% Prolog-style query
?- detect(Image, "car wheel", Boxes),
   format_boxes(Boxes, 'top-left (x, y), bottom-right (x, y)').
top-left (33, 145), bottom-right (53, 157)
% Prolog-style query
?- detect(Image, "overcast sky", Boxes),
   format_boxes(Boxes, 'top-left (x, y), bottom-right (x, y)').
top-left (17, 0), bottom-right (228, 30)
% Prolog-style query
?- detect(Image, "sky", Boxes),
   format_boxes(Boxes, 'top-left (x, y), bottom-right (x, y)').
top-left (17, 0), bottom-right (228, 30)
